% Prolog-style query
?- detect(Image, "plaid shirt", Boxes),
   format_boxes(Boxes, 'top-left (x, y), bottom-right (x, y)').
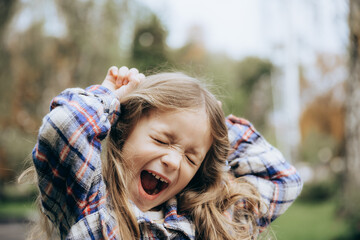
top-left (33, 85), bottom-right (302, 239)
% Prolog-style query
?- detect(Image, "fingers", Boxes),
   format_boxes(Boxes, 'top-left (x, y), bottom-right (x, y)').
top-left (122, 68), bottom-right (139, 86)
top-left (127, 71), bottom-right (142, 89)
top-left (111, 66), bottom-right (145, 101)
top-left (116, 66), bottom-right (129, 87)
top-left (102, 65), bottom-right (144, 94)
top-left (129, 68), bottom-right (139, 75)
top-left (103, 66), bottom-right (119, 83)
top-left (122, 68), bottom-right (142, 91)
top-left (101, 66), bottom-right (119, 91)
top-left (138, 73), bottom-right (145, 79)
top-left (109, 66), bottom-right (119, 79)
top-left (116, 67), bottom-right (144, 87)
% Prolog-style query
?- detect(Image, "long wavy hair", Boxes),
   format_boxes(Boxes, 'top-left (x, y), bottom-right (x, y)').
top-left (20, 72), bottom-right (265, 239)
top-left (105, 72), bottom-right (265, 239)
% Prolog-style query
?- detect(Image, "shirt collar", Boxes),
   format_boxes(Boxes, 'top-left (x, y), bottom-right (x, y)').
top-left (133, 197), bottom-right (195, 239)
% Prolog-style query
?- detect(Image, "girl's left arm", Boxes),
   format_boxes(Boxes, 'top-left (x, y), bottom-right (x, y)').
top-left (226, 115), bottom-right (303, 229)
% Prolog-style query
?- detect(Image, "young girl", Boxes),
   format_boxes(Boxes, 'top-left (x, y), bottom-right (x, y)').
top-left (29, 66), bottom-right (302, 239)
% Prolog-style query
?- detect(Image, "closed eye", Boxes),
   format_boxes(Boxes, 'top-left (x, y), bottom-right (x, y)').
top-left (154, 138), bottom-right (168, 145)
top-left (186, 155), bottom-right (196, 165)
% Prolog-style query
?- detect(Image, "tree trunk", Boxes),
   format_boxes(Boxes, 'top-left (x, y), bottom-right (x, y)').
top-left (344, 0), bottom-right (360, 237)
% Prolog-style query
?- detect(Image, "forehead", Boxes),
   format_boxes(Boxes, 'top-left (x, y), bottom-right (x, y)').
top-left (148, 108), bottom-right (209, 128)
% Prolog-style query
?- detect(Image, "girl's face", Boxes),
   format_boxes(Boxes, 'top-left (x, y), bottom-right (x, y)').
top-left (122, 108), bottom-right (212, 212)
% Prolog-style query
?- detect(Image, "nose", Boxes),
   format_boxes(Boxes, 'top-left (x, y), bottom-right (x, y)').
top-left (161, 148), bottom-right (182, 171)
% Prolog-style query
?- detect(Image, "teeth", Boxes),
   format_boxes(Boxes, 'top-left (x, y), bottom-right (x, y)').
top-left (151, 172), bottom-right (160, 179)
top-left (150, 172), bottom-right (168, 183)
top-left (159, 178), bottom-right (168, 183)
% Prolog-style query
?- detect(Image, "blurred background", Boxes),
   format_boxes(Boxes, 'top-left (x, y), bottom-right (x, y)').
top-left (0, 0), bottom-right (359, 239)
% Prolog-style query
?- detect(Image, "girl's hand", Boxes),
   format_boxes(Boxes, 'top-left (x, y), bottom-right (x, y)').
top-left (102, 66), bottom-right (145, 102)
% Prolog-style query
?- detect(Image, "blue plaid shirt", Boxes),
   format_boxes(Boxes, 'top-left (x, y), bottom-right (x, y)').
top-left (33, 85), bottom-right (302, 239)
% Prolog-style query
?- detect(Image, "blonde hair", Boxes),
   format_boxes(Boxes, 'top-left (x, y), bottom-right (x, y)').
top-left (106, 73), bottom-right (265, 239)
top-left (21, 72), bottom-right (265, 239)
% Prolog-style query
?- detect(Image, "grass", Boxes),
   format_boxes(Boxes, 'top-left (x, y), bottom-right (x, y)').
top-left (266, 199), bottom-right (349, 240)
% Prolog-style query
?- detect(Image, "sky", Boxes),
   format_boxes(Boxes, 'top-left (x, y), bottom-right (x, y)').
top-left (141, 0), bottom-right (264, 58)
top-left (140, 0), bottom-right (349, 60)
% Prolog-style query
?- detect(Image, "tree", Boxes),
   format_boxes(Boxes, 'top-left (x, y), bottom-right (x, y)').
top-left (343, 0), bottom-right (360, 238)
top-left (131, 14), bottom-right (169, 72)
top-left (0, 0), bottom-right (131, 188)
top-left (230, 57), bottom-right (274, 131)
top-left (0, 0), bottom-right (19, 190)
top-left (0, 0), bottom-right (18, 122)
top-left (55, 0), bottom-right (128, 86)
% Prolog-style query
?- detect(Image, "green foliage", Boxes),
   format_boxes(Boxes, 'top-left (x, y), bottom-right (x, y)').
top-left (0, 47), bottom-right (12, 120)
top-left (340, 181), bottom-right (360, 238)
top-left (297, 131), bottom-right (343, 202)
top-left (0, 0), bottom-right (18, 121)
top-left (236, 57), bottom-right (273, 91)
top-left (55, 0), bottom-right (126, 86)
top-left (299, 131), bottom-right (338, 164)
top-left (232, 57), bottom-right (274, 131)
top-left (300, 180), bottom-right (339, 202)
top-left (131, 14), bottom-right (169, 73)
top-left (0, 200), bottom-right (36, 221)
top-left (0, 0), bottom-right (18, 38)
top-left (0, 127), bottom-right (36, 180)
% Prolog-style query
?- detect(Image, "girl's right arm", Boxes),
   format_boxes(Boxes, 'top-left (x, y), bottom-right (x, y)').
top-left (33, 84), bottom-right (120, 235)
top-left (32, 67), bottom-right (143, 237)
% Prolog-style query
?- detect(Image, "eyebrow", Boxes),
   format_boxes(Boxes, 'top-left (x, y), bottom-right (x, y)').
top-left (163, 131), bottom-right (177, 143)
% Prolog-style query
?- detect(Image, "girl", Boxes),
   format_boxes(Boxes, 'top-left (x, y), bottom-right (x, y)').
top-left (28, 66), bottom-right (302, 239)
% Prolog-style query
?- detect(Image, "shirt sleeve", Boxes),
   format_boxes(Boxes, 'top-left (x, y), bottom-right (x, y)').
top-left (32, 85), bottom-right (120, 238)
top-left (226, 115), bottom-right (303, 229)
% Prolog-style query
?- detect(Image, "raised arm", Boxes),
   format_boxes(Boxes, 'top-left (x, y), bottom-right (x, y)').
top-left (226, 115), bottom-right (303, 229)
top-left (33, 85), bottom-right (120, 236)
top-left (32, 66), bottom-right (143, 238)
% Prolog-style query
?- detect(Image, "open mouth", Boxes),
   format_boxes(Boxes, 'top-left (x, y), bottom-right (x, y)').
top-left (140, 170), bottom-right (169, 195)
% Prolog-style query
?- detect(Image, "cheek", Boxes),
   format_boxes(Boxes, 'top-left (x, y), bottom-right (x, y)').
top-left (121, 144), bottom-right (145, 171)
top-left (179, 165), bottom-right (200, 187)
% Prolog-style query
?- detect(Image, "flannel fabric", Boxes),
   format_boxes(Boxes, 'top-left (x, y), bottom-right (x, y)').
top-left (226, 116), bottom-right (303, 229)
top-left (32, 85), bottom-right (302, 239)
